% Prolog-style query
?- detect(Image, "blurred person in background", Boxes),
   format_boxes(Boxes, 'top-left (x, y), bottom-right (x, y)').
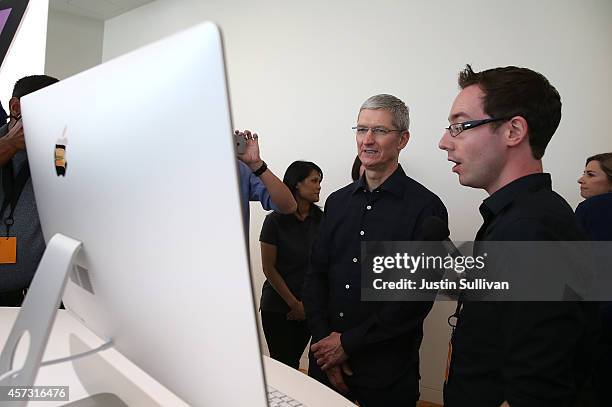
top-left (259, 160), bottom-right (323, 369)
top-left (576, 152), bottom-right (612, 407)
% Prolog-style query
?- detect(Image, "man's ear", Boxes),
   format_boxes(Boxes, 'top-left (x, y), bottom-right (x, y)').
top-left (398, 130), bottom-right (410, 150)
top-left (505, 116), bottom-right (528, 148)
top-left (8, 97), bottom-right (20, 118)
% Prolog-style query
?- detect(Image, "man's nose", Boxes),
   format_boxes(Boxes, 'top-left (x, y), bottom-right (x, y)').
top-left (438, 131), bottom-right (452, 151)
top-left (363, 129), bottom-right (376, 144)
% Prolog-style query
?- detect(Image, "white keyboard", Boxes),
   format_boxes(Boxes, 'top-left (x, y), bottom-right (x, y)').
top-left (267, 385), bottom-right (305, 407)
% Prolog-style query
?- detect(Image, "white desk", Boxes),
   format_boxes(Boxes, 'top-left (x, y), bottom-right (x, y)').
top-left (0, 308), bottom-right (353, 406)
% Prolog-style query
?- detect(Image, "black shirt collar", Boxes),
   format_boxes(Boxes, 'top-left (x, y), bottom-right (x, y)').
top-left (479, 173), bottom-right (552, 221)
top-left (351, 164), bottom-right (406, 197)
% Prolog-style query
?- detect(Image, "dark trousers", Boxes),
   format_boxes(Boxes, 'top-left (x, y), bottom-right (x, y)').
top-left (261, 310), bottom-right (310, 370)
top-left (308, 354), bottom-right (418, 407)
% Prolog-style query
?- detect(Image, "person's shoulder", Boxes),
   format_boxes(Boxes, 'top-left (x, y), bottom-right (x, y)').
top-left (575, 193), bottom-right (612, 235)
top-left (519, 188), bottom-right (575, 219)
top-left (262, 211), bottom-right (290, 233)
top-left (317, 182), bottom-right (361, 218)
top-left (309, 206), bottom-right (324, 221)
top-left (504, 188), bottom-right (583, 239)
top-left (265, 210), bottom-right (290, 223)
top-left (326, 182), bottom-right (358, 204)
top-left (402, 175), bottom-right (446, 206)
top-left (578, 193), bottom-right (612, 212)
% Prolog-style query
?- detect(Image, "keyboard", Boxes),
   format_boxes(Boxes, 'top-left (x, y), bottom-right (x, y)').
top-left (267, 385), bottom-right (305, 407)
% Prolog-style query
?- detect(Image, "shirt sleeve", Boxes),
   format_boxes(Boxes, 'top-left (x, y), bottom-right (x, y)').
top-left (259, 214), bottom-right (278, 245)
top-left (303, 197), bottom-right (333, 343)
top-left (239, 161), bottom-right (279, 212)
top-left (340, 302), bottom-right (433, 356)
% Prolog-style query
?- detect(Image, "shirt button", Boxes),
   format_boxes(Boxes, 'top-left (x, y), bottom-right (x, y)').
top-left (345, 284), bottom-right (350, 289)
top-left (352, 257), bottom-right (358, 263)
top-left (366, 205), bottom-right (372, 210)
top-left (339, 312), bottom-right (344, 318)
top-left (360, 230), bottom-right (365, 236)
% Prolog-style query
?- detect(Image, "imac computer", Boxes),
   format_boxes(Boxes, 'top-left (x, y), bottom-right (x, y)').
top-left (11, 22), bottom-right (269, 406)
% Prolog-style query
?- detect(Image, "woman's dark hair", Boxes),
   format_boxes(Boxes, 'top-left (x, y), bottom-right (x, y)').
top-left (351, 155), bottom-right (362, 181)
top-left (283, 161), bottom-right (323, 212)
top-left (586, 152), bottom-right (612, 183)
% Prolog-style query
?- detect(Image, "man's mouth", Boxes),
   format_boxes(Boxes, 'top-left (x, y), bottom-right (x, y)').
top-left (448, 158), bottom-right (461, 172)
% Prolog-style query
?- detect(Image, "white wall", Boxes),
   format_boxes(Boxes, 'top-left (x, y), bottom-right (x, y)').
top-left (45, 9), bottom-right (104, 80)
top-left (102, 0), bottom-right (612, 403)
top-left (0, 0), bottom-right (48, 107)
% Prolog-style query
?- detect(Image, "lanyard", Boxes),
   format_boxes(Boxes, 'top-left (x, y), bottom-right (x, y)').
top-left (1, 160), bottom-right (31, 237)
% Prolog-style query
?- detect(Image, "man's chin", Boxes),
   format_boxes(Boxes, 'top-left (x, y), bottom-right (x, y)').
top-left (457, 174), bottom-right (478, 189)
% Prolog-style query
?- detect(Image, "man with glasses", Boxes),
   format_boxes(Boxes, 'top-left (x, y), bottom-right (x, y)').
top-left (303, 94), bottom-right (447, 406)
top-left (439, 65), bottom-right (595, 407)
top-left (0, 75), bottom-right (59, 306)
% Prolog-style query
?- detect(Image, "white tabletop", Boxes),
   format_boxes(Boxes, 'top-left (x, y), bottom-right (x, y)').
top-left (0, 308), bottom-right (353, 406)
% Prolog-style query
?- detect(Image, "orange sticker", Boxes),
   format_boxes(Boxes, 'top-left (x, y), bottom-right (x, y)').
top-left (0, 237), bottom-right (17, 264)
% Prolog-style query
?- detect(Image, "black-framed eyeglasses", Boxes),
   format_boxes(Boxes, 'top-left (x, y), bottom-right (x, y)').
top-left (352, 126), bottom-right (400, 137)
top-left (445, 117), bottom-right (507, 138)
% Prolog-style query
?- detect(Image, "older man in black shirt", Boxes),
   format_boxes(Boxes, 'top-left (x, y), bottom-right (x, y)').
top-left (303, 94), bottom-right (447, 406)
top-left (439, 65), bottom-right (595, 407)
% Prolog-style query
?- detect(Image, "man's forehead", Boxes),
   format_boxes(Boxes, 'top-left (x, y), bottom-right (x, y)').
top-left (357, 108), bottom-right (394, 123)
top-left (448, 85), bottom-right (485, 122)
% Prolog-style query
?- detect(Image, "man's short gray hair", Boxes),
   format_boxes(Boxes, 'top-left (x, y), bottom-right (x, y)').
top-left (359, 94), bottom-right (410, 132)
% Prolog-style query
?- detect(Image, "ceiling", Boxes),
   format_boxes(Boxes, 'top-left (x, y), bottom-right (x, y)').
top-left (49, 0), bottom-right (155, 21)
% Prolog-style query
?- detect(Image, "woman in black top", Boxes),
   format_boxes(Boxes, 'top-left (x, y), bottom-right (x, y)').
top-left (259, 161), bottom-right (323, 369)
top-left (576, 152), bottom-right (612, 407)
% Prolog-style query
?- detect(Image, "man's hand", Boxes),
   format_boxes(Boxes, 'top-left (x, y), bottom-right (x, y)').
top-left (4, 119), bottom-right (25, 151)
top-left (325, 365), bottom-right (349, 394)
top-left (235, 129), bottom-right (262, 169)
top-left (0, 119), bottom-right (25, 166)
top-left (311, 332), bottom-right (348, 370)
top-left (286, 301), bottom-right (305, 321)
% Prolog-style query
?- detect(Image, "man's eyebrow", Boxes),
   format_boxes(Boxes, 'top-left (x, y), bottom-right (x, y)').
top-left (448, 112), bottom-right (469, 122)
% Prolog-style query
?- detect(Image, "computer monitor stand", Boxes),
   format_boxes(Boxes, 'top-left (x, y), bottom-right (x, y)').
top-left (0, 233), bottom-right (81, 390)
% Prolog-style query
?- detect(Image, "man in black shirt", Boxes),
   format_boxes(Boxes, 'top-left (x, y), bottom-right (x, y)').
top-left (439, 65), bottom-right (594, 407)
top-left (303, 94), bottom-right (447, 406)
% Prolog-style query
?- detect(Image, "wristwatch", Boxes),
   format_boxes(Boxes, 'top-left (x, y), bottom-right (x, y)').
top-left (253, 161), bottom-right (268, 177)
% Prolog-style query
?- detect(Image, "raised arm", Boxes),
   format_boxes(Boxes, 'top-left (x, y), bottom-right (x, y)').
top-left (236, 129), bottom-right (296, 214)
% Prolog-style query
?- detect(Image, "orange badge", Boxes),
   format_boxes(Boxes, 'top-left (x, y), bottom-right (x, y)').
top-left (0, 237), bottom-right (17, 264)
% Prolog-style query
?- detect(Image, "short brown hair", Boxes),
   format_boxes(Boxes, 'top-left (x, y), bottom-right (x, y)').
top-left (458, 65), bottom-right (561, 160)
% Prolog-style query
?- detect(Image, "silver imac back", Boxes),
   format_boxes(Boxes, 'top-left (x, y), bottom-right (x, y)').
top-left (21, 22), bottom-right (268, 406)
